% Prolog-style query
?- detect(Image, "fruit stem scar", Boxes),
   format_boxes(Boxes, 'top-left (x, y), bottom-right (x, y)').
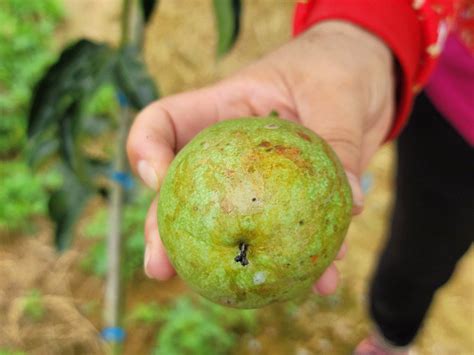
top-left (234, 242), bottom-right (249, 266)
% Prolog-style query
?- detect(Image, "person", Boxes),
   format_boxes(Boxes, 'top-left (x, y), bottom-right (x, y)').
top-left (126, 1), bottom-right (473, 354)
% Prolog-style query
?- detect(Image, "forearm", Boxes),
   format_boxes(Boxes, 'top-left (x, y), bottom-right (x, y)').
top-left (292, 0), bottom-right (458, 140)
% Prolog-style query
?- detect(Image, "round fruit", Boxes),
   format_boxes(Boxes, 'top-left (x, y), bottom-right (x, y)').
top-left (157, 116), bottom-right (352, 308)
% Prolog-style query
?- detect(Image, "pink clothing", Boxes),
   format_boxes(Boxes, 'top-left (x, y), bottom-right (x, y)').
top-left (425, 34), bottom-right (474, 146)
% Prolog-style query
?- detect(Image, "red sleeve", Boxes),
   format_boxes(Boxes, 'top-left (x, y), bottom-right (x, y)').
top-left (292, 0), bottom-right (457, 140)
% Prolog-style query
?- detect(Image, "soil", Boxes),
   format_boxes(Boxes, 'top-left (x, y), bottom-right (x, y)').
top-left (1, 1), bottom-right (472, 354)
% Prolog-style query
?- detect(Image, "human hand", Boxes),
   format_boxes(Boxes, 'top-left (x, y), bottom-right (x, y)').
top-left (127, 20), bottom-right (395, 295)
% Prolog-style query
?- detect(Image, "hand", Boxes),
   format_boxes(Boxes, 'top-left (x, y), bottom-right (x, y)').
top-left (127, 20), bottom-right (395, 295)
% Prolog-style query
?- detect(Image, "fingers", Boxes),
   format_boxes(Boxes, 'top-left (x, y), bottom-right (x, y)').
top-left (144, 199), bottom-right (176, 280)
top-left (312, 242), bottom-right (347, 295)
top-left (313, 263), bottom-right (340, 295)
top-left (335, 242), bottom-right (347, 260)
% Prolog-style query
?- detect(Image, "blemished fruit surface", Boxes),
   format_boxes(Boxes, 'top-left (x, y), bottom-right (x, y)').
top-left (157, 116), bottom-right (352, 308)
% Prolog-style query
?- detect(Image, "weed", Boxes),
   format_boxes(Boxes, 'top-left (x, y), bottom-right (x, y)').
top-left (81, 189), bottom-right (151, 279)
top-left (152, 296), bottom-right (257, 355)
top-left (0, 0), bottom-right (63, 156)
top-left (21, 289), bottom-right (45, 322)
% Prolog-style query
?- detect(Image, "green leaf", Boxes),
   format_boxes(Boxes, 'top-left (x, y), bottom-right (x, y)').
top-left (27, 39), bottom-right (115, 176)
top-left (213, 0), bottom-right (241, 57)
top-left (58, 101), bottom-right (82, 172)
top-left (87, 158), bottom-right (110, 176)
top-left (27, 39), bottom-right (114, 138)
top-left (114, 45), bottom-right (158, 110)
top-left (21, 289), bottom-right (45, 322)
top-left (140, 0), bottom-right (158, 23)
top-left (26, 135), bottom-right (59, 169)
top-left (48, 170), bottom-right (92, 250)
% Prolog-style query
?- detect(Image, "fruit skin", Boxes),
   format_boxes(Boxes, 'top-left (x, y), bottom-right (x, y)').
top-left (157, 116), bottom-right (352, 308)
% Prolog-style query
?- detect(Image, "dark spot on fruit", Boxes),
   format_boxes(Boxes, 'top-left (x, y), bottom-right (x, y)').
top-left (247, 166), bottom-right (255, 173)
top-left (310, 255), bottom-right (319, 264)
top-left (299, 220), bottom-right (304, 225)
top-left (297, 131), bottom-right (312, 142)
top-left (220, 198), bottom-right (234, 213)
top-left (234, 242), bottom-right (249, 266)
top-left (265, 148), bottom-right (273, 152)
top-left (252, 198), bottom-right (257, 202)
top-left (258, 141), bottom-right (272, 148)
top-left (274, 145), bottom-right (301, 158)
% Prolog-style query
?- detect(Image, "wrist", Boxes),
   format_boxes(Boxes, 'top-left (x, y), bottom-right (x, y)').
top-left (308, 20), bottom-right (393, 76)
top-left (302, 21), bottom-right (395, 128)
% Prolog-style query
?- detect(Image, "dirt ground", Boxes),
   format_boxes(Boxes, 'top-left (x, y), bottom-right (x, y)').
top-left (0, 1), bottom-right (472, 354)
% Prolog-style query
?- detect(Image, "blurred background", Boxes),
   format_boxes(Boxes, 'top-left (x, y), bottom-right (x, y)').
top-left (0, 0), bottom-right (472, 354)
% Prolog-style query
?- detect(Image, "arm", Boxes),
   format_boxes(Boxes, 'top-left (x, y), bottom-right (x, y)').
top-left (127, 20), bottom-right (394, 294)
top-left (293, 0), bottom-right (457, 139)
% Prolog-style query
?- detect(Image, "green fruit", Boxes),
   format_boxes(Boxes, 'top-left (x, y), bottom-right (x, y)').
top-left (157, 116), bottom-right (352, 308)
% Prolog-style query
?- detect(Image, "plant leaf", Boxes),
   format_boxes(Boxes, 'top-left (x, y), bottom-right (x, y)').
top-left (27, 39), bottom-right (116, 177)
top-left (114, 45), bottom-right (158, 110)
top-left (26, 135), bottom-right (59, 169)
top-left (27, 39), bottom-right (115, 138)
top-left (48, 171), bottom-right (92, 251)
top-left (213, 0), bottom-right (241, 57)
top-left (58, 101), bottom-right (83, 172)
top-left (140, 0), bottom-right (158, 23)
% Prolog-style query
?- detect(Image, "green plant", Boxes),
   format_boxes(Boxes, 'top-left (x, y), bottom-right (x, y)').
top-left (0, 160), bottom-right (61, 232)
top-left (21, 289), bottom-right (45, 322)
top-left (153, 296), bottom-right (257, 355)
top-left (0, 350), bottom-right (26, 355)
top-left (0, 0), bottom-right (63, 156)
top-left (81, 189), bottom-right (152, 279)
top-left (126, 302), bottom-right (166, 325)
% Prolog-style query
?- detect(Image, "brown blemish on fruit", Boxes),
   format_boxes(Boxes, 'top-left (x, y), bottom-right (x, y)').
top-left (272, 145), bottom-right (313, 173)
top-left (274, 145), bottom-right (300, 156)
top-left (297, 131), bottom-right (312, 142)
top-left (220, 198), bottom-right (234, 213)
top-left (310, 255), bottom-right (319, 264)
top-left (258, 141), bottom-right (272, 148)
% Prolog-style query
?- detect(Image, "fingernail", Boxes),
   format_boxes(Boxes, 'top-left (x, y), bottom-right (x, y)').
top-left (137, 160), bottom-right (158, 190)
top-left (144, 245), bottom-right (153, 278)
top-left (346, 172), bottom-right (364, 214)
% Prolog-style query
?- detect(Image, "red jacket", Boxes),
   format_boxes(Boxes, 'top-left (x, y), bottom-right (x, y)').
top-left (293, 0), bottom-right (474, 140)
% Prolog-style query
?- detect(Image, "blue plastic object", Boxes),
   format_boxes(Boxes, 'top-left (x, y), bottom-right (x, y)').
top-left (101, 327), bottom-right (126, 342)
top-left (111, 171), bottom-right (135, 190)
